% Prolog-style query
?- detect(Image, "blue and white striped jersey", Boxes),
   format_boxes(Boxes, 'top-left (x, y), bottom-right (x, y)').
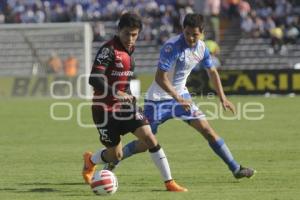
top-left (146, 34), bottom-right (213, 101)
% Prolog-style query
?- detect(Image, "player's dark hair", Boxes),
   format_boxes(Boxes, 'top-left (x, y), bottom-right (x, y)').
top-left (118, 12), bottom-right (143, 31)
top-left (183, 13), bottom-right (204, 32)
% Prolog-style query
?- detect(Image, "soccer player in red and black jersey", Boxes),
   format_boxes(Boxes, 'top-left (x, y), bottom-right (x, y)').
top-left (82, 12), bottom-right (187, 192)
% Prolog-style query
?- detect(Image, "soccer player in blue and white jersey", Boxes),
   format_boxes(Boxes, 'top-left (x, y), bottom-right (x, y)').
top-left (106, 13), bottom-right (256, 185)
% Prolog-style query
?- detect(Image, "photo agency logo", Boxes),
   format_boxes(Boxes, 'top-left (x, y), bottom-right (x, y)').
top-left (49, 76), bottom-right (265, 127)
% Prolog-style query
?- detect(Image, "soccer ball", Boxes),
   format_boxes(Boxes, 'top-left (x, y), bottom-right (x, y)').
top-left (90, 170), bottom-right (118, 195)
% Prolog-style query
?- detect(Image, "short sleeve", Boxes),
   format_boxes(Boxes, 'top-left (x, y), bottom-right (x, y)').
top-left (93, 46), bottom-right (114, 70)
top-left (200, 47), bottom-right (213, 69)
top-left (158, 43), bottom-right (177, 71)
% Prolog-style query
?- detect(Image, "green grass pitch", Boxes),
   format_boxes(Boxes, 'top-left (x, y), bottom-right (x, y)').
top-left (0, 96), bottom-right (300, 200)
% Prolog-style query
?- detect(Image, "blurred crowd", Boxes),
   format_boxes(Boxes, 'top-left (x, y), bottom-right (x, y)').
top-left (1, 1), bottom-right (300, 44)
top-left (2, 0), bottom-right (299, 68)
top-left (0, 0), bottom-right (195, 44)
top-left (239, 0), bottom-right (300, 54)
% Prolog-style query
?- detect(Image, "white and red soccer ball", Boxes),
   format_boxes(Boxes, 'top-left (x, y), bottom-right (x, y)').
top-left (90, 170), bottom-right (118, 195)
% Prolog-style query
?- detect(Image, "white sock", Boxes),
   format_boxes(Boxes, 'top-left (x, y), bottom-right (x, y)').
top-left (91, 148), bottom-right (106, 164)
top-left (150, 148), bottom-right (172, 182)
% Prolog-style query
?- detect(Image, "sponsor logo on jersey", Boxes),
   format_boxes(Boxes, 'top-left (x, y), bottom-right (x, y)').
top-left (111, 70), bottom-right (133, 76)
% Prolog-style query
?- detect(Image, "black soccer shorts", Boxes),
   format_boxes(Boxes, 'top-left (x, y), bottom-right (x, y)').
top-left (91, 105), bottom-right (149, 147)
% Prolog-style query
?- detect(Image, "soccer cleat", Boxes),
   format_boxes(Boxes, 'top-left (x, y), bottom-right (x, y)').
top-left (82, 151), bottom-right (96, 184)
top-left (103, 161), bottom-right (119, 171)
top-left (234, 165), bottom-right (256, 179)
top-left (165, 180), bottom-right (188, 192)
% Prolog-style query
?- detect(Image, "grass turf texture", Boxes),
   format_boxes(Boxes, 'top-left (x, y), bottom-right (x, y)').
top-left (0, 96), bottom-right (300, 200)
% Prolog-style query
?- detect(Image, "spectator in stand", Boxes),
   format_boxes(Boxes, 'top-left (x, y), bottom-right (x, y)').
top-left (63, 53), bottom-right (79, 77)
top-left (158, 9), bottom-right (174, 43)
top-left (227, 0), bottom-right (240, 19)
top-left (252, 16), bottom-right (264, 38)
top-left (238, 0), bottom-right (251, 20)
top-left (140, 18), bottom-right (153, 41)
top-left (241, 14), bottom-right (253, 36)
top-left (70, 3), bottom-right (83, 22)
top-left (205, 0), bottom-right (221, 43)
top-left (34, 4), bottom-right (45, 23)
top-left (175, 0), bottom-right (195, 25)
top-left (274, 0), bottom-right (292, 20)
top-left (51, 3), bottom-right (69, 22)
top-left (268, 25), bottom-right (286, 55)
top-left (93, 21), bottom-right (106, 41)
top-left (284, 23), bottom-right (299, 44)
top-left (43, 1), bottom-right (52, 22)
top-left (255, 1), bottom-right (273, 19)
top-left (86, 0), bottom-right (101, 21)
top-left (2, 3), bottom-right (12, 23)
top-left (20, 5), bottom-right (35, 23)
top-left (264, 16), bottom-right (276, 38)
top-left (205, 39), bottom-right (221, 68)
top-left (104, 0), bottom-right (120, 20)
top-left (144, 0), bottom-right (159, 13)
top-left (47, 51), bottom-right (63, 75)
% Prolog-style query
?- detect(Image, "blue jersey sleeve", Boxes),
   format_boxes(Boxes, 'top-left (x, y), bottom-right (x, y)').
top-left (158, 43), bottom-right (177, 71)
top-left (200, 47), bottom-right (213, 69)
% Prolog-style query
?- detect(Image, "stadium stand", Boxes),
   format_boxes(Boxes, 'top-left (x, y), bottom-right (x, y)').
top-left (0, 24), bottom-right (86, 76)
top-left (220, 0), bottom-right (300, 69)
top-left (223, 37), bottom-right (300, 69)
top-left (0, 30), bottom-right (33, 76)
top-left (0, 0), bottom-right (190, 75)
top-left (0, 0), bottom-right (300, 76)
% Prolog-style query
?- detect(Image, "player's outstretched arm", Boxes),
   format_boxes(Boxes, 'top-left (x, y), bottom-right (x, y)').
top-left (207, 67), bottom-right (236, 114)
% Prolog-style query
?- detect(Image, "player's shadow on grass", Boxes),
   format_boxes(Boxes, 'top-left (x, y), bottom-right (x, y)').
top-left (28, 188), bottom-right (60, 193)
top-left (0, 188), bottom-right (17, 191)
top-left (21, 182), bottom-right (85, 186)
top-left (14, 182), bottom-right (86, 194)
top-left (8, 187), bottom-right (62, 194)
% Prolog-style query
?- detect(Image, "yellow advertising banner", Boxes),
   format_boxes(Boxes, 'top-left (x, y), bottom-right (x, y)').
top-left (187, 69), bottom-right (300, 95)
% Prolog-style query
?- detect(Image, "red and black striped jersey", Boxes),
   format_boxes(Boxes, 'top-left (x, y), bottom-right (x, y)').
top-left (90, 36), bottom-right (136, 112)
